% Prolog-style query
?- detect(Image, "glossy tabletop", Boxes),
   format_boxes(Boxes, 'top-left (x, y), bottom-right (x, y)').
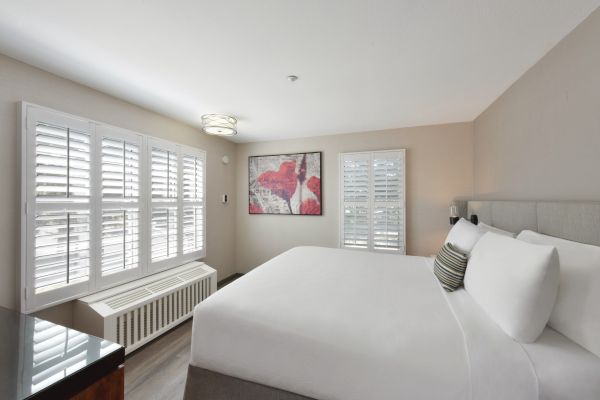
top-left (0, 306), bottom-right (123, 399)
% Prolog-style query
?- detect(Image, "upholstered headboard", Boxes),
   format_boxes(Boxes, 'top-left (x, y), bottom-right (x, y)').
top-left (459, 201), bottom-right (600, 247)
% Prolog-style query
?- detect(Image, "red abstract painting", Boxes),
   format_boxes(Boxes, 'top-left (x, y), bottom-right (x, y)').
top-left (249, 152), bottom-right (321, 215)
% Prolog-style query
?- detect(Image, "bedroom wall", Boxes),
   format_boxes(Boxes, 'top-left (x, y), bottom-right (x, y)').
top-left (0, 53), bottom-right (237, 326)
top-left (235, 123), bottom-right (474, 273)
top-left (474, 7), bottom-right (600, 200)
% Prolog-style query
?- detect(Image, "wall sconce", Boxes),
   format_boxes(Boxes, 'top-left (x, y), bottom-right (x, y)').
top-left (449, 203), bottom-right (460, 225)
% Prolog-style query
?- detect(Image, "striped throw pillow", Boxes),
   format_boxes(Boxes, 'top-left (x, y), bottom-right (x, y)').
top-left (434, 243), bottom-right (468, 292)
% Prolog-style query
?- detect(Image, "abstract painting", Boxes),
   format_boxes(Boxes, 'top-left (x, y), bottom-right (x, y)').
top-left (249, 152), bottom-right (321, 215)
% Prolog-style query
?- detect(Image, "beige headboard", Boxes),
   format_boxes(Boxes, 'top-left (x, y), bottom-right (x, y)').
top-left (460, 201), bottom-right (600, 247)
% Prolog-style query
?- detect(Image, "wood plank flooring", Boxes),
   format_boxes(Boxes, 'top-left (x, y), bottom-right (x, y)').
top-left (124, 273), bottom-right (243, 400)
top-left (124, 319), bottom-right (193, 400)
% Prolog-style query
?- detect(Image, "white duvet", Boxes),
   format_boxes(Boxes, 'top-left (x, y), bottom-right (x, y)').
top-left (190, 247), bottom-right (599, 400)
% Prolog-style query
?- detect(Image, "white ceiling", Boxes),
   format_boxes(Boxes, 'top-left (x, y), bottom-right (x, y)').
top-left (0, 1), bottom-right (598, 143)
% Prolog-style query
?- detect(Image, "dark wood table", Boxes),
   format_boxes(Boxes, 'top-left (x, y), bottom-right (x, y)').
top-left (0, 306), bottom-right (124, 399)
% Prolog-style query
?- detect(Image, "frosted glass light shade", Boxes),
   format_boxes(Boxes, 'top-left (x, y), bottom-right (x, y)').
top-left (201, 114), bottom-right (237, 136)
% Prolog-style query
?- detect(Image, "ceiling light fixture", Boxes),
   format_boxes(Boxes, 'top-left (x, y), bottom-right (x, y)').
top-left (201, 114), bottom-right (237, 136)
top-left (287, 75), bottom-right (298, 82)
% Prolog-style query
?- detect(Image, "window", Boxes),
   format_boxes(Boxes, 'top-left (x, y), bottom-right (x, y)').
top-left (340, 150), bottom-right (405, 253)
top-left (21, 103), bottom-right (206, 312)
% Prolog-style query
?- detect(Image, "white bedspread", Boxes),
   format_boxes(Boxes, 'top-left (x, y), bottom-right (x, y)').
top-left (189, 247), bottom-right (595, 399)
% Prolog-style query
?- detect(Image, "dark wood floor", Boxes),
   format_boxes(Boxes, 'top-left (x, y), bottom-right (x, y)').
top-left (124, 273), bottom-right (243, 399)
top-left (125, 319), bottom-right (193, 400)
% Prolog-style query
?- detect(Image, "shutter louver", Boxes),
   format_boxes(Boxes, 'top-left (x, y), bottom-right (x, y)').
top-left (341, 150), bottom-right (405, 253)
top-left (343, 156), bottom-right (370, 203)
top-left (35, 123), bottom-right (90, 202)
top-left (343, 205), bottom-right (369, 248)
top-left (372, 153), bottom-right (405, 252)
top-left (100, 135), bottom-right (141, 277)
top-left (342, 154), bottom-right (371, 249)
top-left (373, 205), bottom-right (403, 251)
top-left (151, 207), bottom-right (178, 262)
top-left (183, 155), bottom-right (203, 201)
top-left (150, 145), bottom-right (180, 264)
top-left (183, 205), bottom-right (203, 254)
top-left (151, 148), bottom-right (178, 201)
top-left (101, 210), bottom-right (139, 276)
top-left (373, 154), bottom-right (404, 202)
top-left (182, 155), bottom-right (205, 254)
top-left (34, 211), bottom-right (90, 293)
top-left (101, 138), bottom-right (139, 201)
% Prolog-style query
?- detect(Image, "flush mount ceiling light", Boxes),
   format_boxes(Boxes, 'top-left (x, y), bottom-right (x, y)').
top-left (201, 114), bottom-right (237, 136)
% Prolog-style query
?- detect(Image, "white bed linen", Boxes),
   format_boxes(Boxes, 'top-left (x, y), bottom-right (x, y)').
top-left (445, 287), bottom-right (600, 400)
top-left (443, 288), bottom-right (537, 399)
top-left (522, 328), bottom-right (600, 400)
top-left (190, 246), bottom-right (598, 399)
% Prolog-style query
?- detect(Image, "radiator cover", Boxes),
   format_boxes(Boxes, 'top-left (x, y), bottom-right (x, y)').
top-left (74, 262), bottom-right (216, 354)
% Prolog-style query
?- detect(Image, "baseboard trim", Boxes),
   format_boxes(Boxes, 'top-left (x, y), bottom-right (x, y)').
top-left (218, 273), bottom-right (244, 289)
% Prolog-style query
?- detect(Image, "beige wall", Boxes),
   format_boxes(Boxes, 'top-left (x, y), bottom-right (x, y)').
top-left (0, 54), bottom-right (237, 324)
top-left (474, 8), bottom-right (600, 200)
top-left (235, 123), bottom-right (474, 273)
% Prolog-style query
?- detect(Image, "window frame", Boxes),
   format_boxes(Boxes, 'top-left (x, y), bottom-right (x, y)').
top-left (339, 149), bottom-right (406, 254)
top-left (21, 102), bottom-right (207, 313)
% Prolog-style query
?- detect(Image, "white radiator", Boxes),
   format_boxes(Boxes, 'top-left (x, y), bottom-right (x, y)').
top-left (74, 262), bottom-right (216, 354)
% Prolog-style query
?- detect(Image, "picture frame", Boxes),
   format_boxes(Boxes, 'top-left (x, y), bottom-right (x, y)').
top-left (248, 152), bottom-right (322, 215)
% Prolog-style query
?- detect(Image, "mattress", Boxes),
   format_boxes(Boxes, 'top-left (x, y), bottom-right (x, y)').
top-left (445, 285), bottom-right (600, 400)
top-left (190, 246), bottom-right (600, 400)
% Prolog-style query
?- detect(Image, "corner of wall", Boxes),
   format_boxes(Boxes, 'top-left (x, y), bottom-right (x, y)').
top-left (469, 120), bottom-right (476, 199)
top-left (232, 140), bottom-right (240, 276)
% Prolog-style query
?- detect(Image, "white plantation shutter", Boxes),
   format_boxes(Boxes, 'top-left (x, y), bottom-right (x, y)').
top-left (149, 140), bottom-right (180, 268)
top-left (98, 127), bottom-right (142, 282)
top-left (23, 104), bottom-right (207, 312)
top-left (182, 154), bottom-right (205, 255)
top-left (341, 154), bottom-right (370, 249)
top-left (340, 150), bottom-right (405, 253)
top-left (148, 141), bottom-right (206, 269)
top-left (372, 152), bottom-right (405, 252)
top-left (27, 109), bottom-right (93, 306)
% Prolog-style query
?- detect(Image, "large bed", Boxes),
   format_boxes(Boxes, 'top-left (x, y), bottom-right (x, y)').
top-left (184, 201), bottom-right (600, 400)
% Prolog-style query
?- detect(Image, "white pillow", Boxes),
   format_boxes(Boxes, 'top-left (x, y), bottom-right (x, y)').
top-left (517, 230), bottom-right (600, 357)
top-left (477, 222), bottom-right (515, 238)
top-left (464, 232), bottom-right (559, 343)
top-left (444, 218), bottom-right (483, 254)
